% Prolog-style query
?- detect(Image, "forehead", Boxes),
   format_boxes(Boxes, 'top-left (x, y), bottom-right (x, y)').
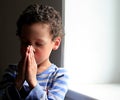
top-left (21, 23), bottom-right (52, 39)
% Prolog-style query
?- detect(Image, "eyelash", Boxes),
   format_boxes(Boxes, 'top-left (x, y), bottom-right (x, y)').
top-left (35, 43), bottom-right (43, 46)
top-left (21, 41), bottom-right (43, 47)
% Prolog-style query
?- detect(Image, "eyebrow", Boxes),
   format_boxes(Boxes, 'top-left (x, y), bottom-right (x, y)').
top-left (35, 39), bottom-right (47, 44)
top-left (36, 38), bottom-right (45, 42)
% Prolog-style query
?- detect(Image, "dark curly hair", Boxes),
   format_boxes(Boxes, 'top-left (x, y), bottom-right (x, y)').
top-left (16, 3), bottom-right (63, 40)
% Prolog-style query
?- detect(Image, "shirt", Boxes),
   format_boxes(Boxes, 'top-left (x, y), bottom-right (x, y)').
top-left (0, 64), bottom-right (68, 100)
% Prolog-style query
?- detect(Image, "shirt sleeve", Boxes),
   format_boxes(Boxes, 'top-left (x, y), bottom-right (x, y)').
top-left (25, 84), bottom-right (47, 100)
top-left (25, 68), bottom-right (69, 100)
top-left (0, 65), bottom-right (22, 100)
top-left (0, 65), bottom-right (69, 100)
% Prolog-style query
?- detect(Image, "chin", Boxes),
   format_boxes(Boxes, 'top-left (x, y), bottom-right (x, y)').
top-left (36, 61), bottom-right (42, 66)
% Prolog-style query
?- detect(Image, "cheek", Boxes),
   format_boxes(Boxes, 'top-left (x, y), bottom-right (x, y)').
top-left (34, 49), bottom-right (43, 60)
top-left (34, 50), bottom-right (41, 58)
top-left (34, 48), bottom-right (52, 60)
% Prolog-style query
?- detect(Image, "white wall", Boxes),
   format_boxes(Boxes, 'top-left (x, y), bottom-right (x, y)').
top-left (64, 0), bottom-right (120, 83)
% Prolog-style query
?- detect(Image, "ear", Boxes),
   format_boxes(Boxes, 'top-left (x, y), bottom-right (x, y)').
top-left (52, 37), bottom-right (61, 50)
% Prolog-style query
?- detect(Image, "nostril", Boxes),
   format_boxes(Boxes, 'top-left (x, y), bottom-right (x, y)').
top-left (33, 49), bottom-right (35, 53)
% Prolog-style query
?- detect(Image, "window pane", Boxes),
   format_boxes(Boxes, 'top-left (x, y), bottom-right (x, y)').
top-left (64, 0), bottom-right (118, 84)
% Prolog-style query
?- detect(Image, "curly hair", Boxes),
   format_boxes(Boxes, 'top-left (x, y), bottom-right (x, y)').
top-left (16, 3), bottom-right (63, 40)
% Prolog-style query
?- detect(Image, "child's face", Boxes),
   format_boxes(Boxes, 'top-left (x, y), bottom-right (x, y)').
top-left (20, 23), bottom-right (61, 66)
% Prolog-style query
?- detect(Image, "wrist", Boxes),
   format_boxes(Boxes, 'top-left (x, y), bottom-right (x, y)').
top-left (15, 81), bottom-right (22, 91)
top-left (15, 78), bottom-right (24, 91)
top-left (29, 80), bottom-right (37, 89)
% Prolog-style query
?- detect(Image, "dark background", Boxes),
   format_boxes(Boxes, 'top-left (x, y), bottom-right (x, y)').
top-left (0, 0), bottom-right (64, 80)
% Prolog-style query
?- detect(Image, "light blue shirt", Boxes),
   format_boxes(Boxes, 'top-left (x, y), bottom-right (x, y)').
top-left (0, 64), bottom-right (68, 100)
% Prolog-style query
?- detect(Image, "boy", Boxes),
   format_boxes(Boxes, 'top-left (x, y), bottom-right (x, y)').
top-left (0, 3), bottom-right (68, 100)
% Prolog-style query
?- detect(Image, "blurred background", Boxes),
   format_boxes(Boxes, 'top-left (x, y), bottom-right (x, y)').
top-left (64, 0), bottom-right (120, 84)
top-left (0, 0), bottom-right (63, 80)
top-left (64, 1), bottom-right (120, 99)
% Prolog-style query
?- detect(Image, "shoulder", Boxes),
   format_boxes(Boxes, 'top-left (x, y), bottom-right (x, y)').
top-left (50, 65), bottom-right (69, 93)
top-left (5, 64), bottom-right (17, 76)
top-left (1, 64), bottom-right (17, 81)
top-left (0, 64), bottom-right (17, 89)
top-left (52, 64), bottom-right (69, 80)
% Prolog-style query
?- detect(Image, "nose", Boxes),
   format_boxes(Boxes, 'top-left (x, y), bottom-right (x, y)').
top-left (29, 45), bottom-right (35, 53)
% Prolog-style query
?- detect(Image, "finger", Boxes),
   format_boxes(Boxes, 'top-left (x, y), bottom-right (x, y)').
top-left (27, 46), bottom-right (32, 67)
top-left (27, 46), bottom-right (37, 69)
top-left (29, 45), bottom-right (34, 55)
top-left (23, 45), bottom-right (29, 66)
top-left (30, 46), bottom-right (36, 64)
top-left (16, 49), bottom-right (28, 84)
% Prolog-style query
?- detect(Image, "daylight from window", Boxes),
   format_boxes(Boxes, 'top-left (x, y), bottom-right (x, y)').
top-left (64, 0), bottom-right (119, 85)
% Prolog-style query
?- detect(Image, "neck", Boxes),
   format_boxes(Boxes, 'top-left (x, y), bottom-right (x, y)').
top-left (37, 60), bottom-right (51, 74)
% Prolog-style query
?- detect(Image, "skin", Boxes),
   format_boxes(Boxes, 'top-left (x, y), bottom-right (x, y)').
top-left (15, 23), bottom-right (61, 90)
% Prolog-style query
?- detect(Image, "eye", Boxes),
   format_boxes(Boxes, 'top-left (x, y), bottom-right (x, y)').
top-left (35, 42), bottom-right (43, 47)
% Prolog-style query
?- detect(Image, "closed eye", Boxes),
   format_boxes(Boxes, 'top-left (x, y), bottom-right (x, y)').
top-left (35, 42), bottom-right (44, 47)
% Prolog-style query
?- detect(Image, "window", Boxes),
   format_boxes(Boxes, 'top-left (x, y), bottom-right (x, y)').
top-left (64, 0), bottom-right (119, 85)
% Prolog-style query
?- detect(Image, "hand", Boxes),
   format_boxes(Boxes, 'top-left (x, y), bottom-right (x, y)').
top-left (15, 54), bottom-right (27, 90)
top-left (26, 46), bottom-right (37, 89)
